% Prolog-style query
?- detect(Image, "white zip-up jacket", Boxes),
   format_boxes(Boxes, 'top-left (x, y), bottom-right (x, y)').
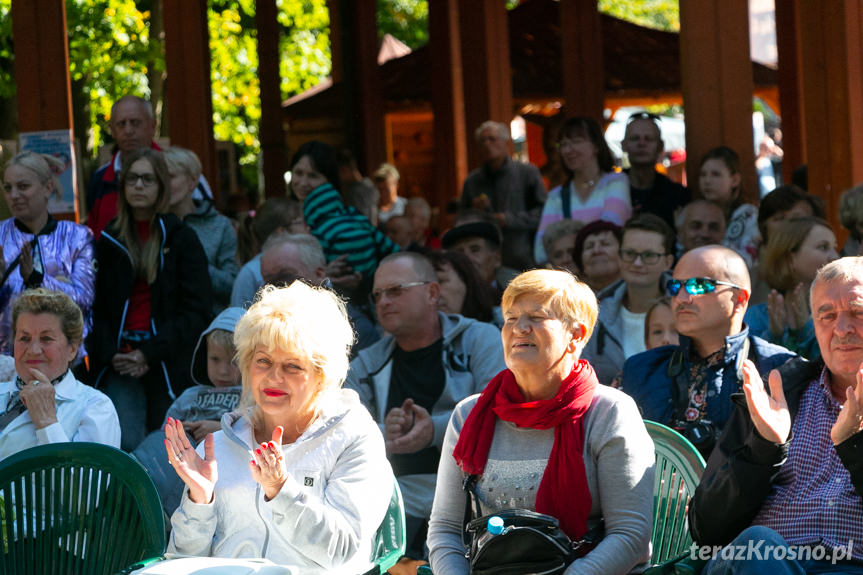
top-left (168, 388), bottom-right (394, 574)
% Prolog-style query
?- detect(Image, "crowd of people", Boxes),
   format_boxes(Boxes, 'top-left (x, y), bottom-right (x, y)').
top-left (2, 94), bottom-right (863, 575)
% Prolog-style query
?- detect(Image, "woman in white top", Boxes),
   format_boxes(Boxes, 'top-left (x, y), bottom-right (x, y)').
top-left (165, 282), bottom-right (393, 574)
top-left (534, 117), bottom-right (631, 263)
top-left (0, 288), bottom-right (120, 461)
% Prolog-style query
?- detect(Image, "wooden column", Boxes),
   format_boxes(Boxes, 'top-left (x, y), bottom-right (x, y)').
top-left (12, 0), bottom-right (76, 219)
top-left (774, 0), bottom-right (806, 183)
top-left (560, 0), bottom-right (604, 121)
top-left (332, 0), bottom-right (385, 175)
top-left (798, 1), bottom-right (863, 236)
top-left (12, 0), bottom-right (73, 132)
top-left (257, 0), bottom-right (287, 198)
top-left (459, 0), bottom-right (512, 169)
top-left (679, 1), bottom-right (757, 203)
top-left (163, 0), bottom-right (220, 204)
top-left (429, 0), bottom-right (467, 212)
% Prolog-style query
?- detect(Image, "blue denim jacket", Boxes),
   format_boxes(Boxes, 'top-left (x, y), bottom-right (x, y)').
top-left (620, 327), bottom-right (796, 430)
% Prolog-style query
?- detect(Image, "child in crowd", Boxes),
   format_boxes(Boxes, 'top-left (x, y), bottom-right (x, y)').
top-left (644, 298), bottom-right (678, 350)
top-left (133, 307), bottom-right (244, 514)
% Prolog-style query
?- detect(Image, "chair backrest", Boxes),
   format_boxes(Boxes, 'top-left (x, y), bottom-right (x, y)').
top-left (644, 420), bottom-right (706, 565)
top-left (370, 478), bottom-right (406, 574)
top-left (0, 442), bottom-right (166, 575)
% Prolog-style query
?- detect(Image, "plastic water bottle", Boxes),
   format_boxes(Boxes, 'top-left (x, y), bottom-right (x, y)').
top-left (476, 516), bottom-right (505, 551)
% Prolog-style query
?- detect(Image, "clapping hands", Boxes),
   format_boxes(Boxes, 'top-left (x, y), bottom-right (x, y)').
top-left (384, 398), bottom-right (434, 454)
top-left (165, 417), bottom-right (218, 504)
top-left (250, 425), bottom-right (289, 500)
top-left (741, 360), bottom-right (791, 444)
top-left (831, 365), bottom-right (863, 445)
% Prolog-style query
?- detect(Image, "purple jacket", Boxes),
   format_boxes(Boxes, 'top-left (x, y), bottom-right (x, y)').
top-left (0, 218), bottom-right (96, 355)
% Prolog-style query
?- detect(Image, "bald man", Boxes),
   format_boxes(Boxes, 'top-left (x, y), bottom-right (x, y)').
top-left (619, 245), bottom-right (795, 456)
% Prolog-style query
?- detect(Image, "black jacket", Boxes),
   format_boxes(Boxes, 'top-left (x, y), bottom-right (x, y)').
top-left (689, 357), bottom-right (863, 546)
top-left (87, 213), bottom-right (213, 398)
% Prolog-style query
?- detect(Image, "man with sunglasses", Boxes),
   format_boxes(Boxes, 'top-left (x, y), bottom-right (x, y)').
top-left (689, 257), bottom-right (863, 572)
top-left (622, 112), bottom-right (690, 232)
top-left (619, 245), bottom-right (794, 456)
top-left (581, 214), bottom-right (675, 384)
top-left (346, 251), bottom-right (505, 567)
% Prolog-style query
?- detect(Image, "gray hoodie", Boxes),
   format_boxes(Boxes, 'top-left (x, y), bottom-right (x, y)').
top-left (345, 312), bottom-right (505, 518)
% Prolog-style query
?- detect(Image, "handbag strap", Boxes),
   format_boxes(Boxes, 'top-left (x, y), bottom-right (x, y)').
top-left (561, 179), bottom-right (572, 220)
top-left (462, 474), bottom-right (481, 547)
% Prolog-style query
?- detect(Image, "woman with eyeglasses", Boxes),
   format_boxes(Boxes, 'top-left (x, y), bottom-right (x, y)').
top-left (0, 152), bottom-right (96, 358)
top-left (534, 117), bottom-right (631, 264)
top-left (87, 148), bottom-right (212, 451)
top-left (581, 214), bottom-right (675, 385)
top-left (745, 217), bottom-right (838, 361)
top-left (428, 269), bottom-right (654, 575)
top-left (698, 146), bottom-right (760, 268)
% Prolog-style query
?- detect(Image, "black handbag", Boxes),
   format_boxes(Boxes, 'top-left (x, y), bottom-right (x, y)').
top-left (462, 475), bottom-right (603, 575)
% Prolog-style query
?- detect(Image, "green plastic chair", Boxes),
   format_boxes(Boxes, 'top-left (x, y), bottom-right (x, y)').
top-left (644, 420), bottom-right (706, 569)
top-left (0, 442), bottom-right (166, 575)
top-left (369, 478), bottom-right (407, 574)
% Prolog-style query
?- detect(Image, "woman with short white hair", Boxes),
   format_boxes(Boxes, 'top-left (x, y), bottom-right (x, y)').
top-left (165, 282), bottom-right (393, 574)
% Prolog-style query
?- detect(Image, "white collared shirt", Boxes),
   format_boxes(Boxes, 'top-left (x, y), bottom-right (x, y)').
top-left (0, 370), bottom-right (121, 461)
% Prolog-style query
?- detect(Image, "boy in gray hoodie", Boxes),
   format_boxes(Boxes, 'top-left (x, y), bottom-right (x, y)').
top-left (133, 307), bottom-right (244, 514)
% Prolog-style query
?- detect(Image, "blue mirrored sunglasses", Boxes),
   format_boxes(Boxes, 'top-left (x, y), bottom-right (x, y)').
top-left (666, 277), bottom-right (745, 297)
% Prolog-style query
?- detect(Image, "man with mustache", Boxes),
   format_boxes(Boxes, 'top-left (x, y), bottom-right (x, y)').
top-left (689, 256), bottom-right (863, 572)
top-left (619, 245), bottom-right (794, 456)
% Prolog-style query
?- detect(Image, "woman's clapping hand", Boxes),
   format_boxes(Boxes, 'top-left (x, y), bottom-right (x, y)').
top-left (250, 425), bottom-right (289, 500)
top-left (165, 416), bottom-right (218, 504)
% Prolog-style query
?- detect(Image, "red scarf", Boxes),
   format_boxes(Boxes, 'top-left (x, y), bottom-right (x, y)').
top-left (452, 360), bottom-right (598, 540)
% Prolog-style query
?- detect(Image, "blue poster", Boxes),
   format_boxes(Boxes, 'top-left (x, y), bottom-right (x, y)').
top-left (19, 130), bottom-right (77, 217)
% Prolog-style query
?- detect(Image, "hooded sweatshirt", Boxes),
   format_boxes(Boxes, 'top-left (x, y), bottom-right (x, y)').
top-left (168, 388), bottom-right (394, 574)
top-left (132, 307), bottom-right (245, 515)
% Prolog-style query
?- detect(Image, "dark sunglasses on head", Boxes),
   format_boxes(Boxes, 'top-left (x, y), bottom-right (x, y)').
top-left (626, 111), bottom-right (662, 125)
top-left (667, 277), bottom-right (745, 297)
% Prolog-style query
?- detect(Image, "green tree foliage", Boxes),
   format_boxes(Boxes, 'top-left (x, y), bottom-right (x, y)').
top-left (209, 2), bottom-right (260, 167)
top-left (598, 0), bottom-right (679, 32)
top-left (377, 0), bottom-right (427, 50)
top-left (0, 1), bottom-right (13, 101)
top-left (65, 0), bottom-right (159, 154)
top-left (278, 0), bottom-right (331, 96)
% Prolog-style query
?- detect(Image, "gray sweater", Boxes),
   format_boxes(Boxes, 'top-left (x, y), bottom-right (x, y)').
top-left (428, 384), bottom-right (655, 575)
top-left (184, 200), bottom-right (239, 311)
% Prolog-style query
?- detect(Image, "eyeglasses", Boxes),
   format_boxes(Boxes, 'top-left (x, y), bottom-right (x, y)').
top-left (620, 248), bottom-right (665, 264)
top-left (371, 281), bottom-right (430, 303)
top-left (125, 172), bottom-right (157, 187)
top-left (667, 277), bottom-right (746, 297)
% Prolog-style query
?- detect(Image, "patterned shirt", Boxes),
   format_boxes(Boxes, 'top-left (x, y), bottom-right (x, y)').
top-left (752, 368), bottom-right (863, 559)
top-left (683, 348), bottom-right (726, 425)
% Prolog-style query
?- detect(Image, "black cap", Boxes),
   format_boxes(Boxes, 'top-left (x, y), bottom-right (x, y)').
top-left (442, 221), bottom-right (502, 249)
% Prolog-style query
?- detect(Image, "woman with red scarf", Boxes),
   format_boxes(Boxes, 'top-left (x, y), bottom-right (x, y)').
top-left (427, 269), bottom-right (655, 574)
